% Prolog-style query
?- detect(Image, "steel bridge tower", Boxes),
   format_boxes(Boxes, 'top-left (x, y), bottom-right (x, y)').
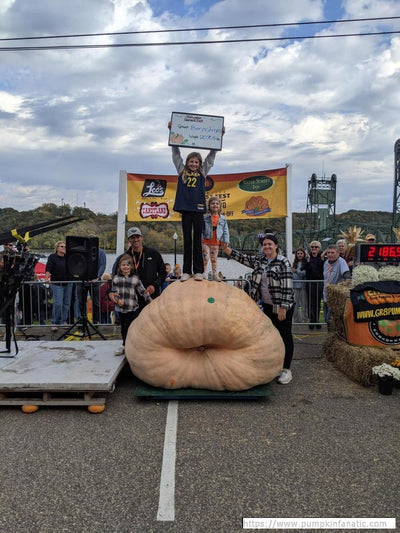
top-left (392, 139), bottom-right (400, 241)
top-left (304, 173), bottom-right (337, 240)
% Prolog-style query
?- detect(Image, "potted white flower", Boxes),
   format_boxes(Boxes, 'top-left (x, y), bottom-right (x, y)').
top-left (371, 363), bottom-right (400, 395)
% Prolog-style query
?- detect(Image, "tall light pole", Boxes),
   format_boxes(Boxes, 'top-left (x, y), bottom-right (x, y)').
top-left (173, 232), bottom-right (178, 266)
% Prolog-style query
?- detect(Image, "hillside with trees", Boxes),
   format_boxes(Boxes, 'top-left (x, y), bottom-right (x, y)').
top-left (0, 203), bottom-right (394, 253)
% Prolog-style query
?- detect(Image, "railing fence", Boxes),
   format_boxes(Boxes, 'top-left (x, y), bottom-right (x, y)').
top-left (1, 279), bottom-right (326, 328)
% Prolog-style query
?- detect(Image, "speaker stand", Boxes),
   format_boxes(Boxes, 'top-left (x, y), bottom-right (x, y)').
top-left (57, 281), bottom-right (106, 341)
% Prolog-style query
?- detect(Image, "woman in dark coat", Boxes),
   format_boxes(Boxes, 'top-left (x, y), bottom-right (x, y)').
top-left (304, 240), bottom-right (325, 330)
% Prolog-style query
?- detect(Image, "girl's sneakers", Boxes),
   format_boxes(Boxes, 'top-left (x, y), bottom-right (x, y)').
top-left (278, 369), bottom-right (293, 384)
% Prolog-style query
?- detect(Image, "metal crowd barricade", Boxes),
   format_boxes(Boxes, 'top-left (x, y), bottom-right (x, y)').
top-left (2, 280), bottom-right (116, 328)
top-left (293, 279), bottom-right (325, 326)
top-left (222, 277), bottom-right (325, 326)
top-left (1, 278), bottom-right (325, 328)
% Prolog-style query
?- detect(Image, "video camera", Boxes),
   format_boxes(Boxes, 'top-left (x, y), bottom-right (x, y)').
top-left (0, 215), bottom-right (82, 355)
top-left (1, 248), bottom-right (39, 283)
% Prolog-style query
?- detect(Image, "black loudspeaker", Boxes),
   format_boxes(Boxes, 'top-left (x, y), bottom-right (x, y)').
top-left (66, 236), bottom-right (99, 280)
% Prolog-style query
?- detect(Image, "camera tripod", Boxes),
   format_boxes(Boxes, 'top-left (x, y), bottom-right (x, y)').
top-left (57, 280), bottom-right (105, 341)
top-left (0, 280), bottom-right (18, 357)
top-left (0, 252), bottom-right (38, 357)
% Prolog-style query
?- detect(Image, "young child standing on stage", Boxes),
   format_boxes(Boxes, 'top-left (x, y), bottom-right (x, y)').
top-left (168, 122), bottom-right (224, 282)
top-left (109, 254), bottom-right (152, 356)
top-left (202, 196), bottom-right (230, 281)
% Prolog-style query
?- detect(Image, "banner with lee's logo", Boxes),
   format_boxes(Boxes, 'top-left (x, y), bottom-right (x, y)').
top-left (126, 167), bottom-right (287, 222)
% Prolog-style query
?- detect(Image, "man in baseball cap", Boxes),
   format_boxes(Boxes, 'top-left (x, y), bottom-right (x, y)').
top-left (112, 226), bottom-right (166, 312)
top-left (127, 227), bottom-right (142, 238)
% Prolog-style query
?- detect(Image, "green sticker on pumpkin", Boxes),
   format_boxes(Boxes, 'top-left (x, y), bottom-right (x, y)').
top-left (207, 297), bottom-right (215, 303)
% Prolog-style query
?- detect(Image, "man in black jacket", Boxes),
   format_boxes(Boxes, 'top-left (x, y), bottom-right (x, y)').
top-left (112, 227), bottom-right (166, 312)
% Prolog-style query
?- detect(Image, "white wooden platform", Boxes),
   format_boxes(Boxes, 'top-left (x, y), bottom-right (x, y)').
top-left (0, 340), bottom-right (126, 407)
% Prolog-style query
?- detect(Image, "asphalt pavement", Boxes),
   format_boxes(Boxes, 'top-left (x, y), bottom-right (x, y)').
top-left (0, 326), bottom-right (398, 533)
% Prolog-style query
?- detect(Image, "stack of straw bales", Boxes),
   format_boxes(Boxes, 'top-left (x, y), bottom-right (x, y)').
top-left (323, 282), bottom-right (399, 386)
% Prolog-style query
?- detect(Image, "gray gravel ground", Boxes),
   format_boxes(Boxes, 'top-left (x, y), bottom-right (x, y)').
top-left (0, 328), bottom-right (398, 533)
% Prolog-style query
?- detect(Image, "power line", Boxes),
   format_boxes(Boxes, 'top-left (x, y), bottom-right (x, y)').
top-left (0, 29), bottom-right (399, 51)
top-left (1, 15), bottom-right (399, 42)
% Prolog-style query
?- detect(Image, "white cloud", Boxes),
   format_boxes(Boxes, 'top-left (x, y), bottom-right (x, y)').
top-left (0, 91), bottom-right (25, 114)
top-left (0, 0), bottom-right (14, 15)
top-left (0, 0), bottom-right (399, 218)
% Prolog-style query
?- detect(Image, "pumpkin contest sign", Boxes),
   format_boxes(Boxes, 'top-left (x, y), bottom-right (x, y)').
top-left (168, 112), bottom-right (224, 151)
top-left (126, 167), bottom-right (287, 222)
top-left (344, 281), bottom-right (400, 346)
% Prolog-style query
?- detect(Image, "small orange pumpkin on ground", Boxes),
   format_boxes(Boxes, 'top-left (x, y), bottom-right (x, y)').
top-left (88, 405), bottom-right (105, 414)
top-left (125, 279), bottom-right (284, 391)
top-left (21, 405), bottom-right (39, 413)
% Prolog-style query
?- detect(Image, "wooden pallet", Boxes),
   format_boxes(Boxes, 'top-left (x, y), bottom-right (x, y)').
top-left (0, 390), bottom-right (107, 407)
top-left (0, 340), bottom-right (125, 411)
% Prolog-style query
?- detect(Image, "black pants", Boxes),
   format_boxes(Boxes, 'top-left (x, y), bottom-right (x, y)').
top-left (306, 281), bottom-right (323, 324)
top-left (119, 309), bottom-right (140, 345)
top-left (181, 211), bottom-right (204, 275)
top-left (262, 303), bottom-right (294, 369)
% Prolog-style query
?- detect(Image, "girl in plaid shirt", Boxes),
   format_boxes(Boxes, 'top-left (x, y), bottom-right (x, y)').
top-left (109, 254), bottom-right (152, 356)
top-left (222, 234), bottom-right (295, 384)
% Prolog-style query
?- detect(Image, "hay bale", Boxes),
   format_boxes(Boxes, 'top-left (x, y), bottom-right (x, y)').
top-left (324, 281), bottom-right (400, 386)
top-left (329, 312), bottom-right (346, 339)
top-left (327, 282), bottom-right (350, 317)
top-left (324, 333), bottom-right (399, 386)
top-left (327, 282), bottom-right (350, 337)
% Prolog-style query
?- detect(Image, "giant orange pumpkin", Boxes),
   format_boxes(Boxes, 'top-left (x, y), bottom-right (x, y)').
top-left (125, 279), bottom-right (284, 391)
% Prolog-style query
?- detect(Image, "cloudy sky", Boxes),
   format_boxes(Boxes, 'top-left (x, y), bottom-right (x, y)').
top-left (1, 0), bottom-right (400, 216)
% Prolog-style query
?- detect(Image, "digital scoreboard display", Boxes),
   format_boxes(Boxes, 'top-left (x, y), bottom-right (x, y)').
top-left (357, 243), bottom-right (400, 263)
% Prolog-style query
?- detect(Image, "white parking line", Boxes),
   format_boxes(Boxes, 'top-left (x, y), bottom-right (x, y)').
top-left (156, 400), bottom-right (179, 521)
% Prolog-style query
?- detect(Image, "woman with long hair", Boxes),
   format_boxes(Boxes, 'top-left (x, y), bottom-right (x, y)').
top-left (292, 248), bottom-right (307, 323)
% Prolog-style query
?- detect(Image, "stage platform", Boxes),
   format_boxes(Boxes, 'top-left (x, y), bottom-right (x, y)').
top-left (0, 340), bottom-right (126, 410)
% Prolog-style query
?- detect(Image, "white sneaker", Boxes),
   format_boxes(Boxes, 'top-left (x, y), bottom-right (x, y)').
top-left (180, 273), bottom-right (191, 282)
top-left (212, 275), bottom-right (221, 282)
top-left (114, 346), bottom-right (125, 356)
top-left (193, 273), bottom-right (203, 281)
top-left (278, 368), bottom-right (292, 384)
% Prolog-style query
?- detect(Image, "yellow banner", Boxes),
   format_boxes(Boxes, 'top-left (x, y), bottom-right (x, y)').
top-left (126, 167), bottom-right (287, 222)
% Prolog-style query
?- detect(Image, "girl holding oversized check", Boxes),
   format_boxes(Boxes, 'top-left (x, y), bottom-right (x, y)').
top-left (168, 115), bottom-right (225, 282)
